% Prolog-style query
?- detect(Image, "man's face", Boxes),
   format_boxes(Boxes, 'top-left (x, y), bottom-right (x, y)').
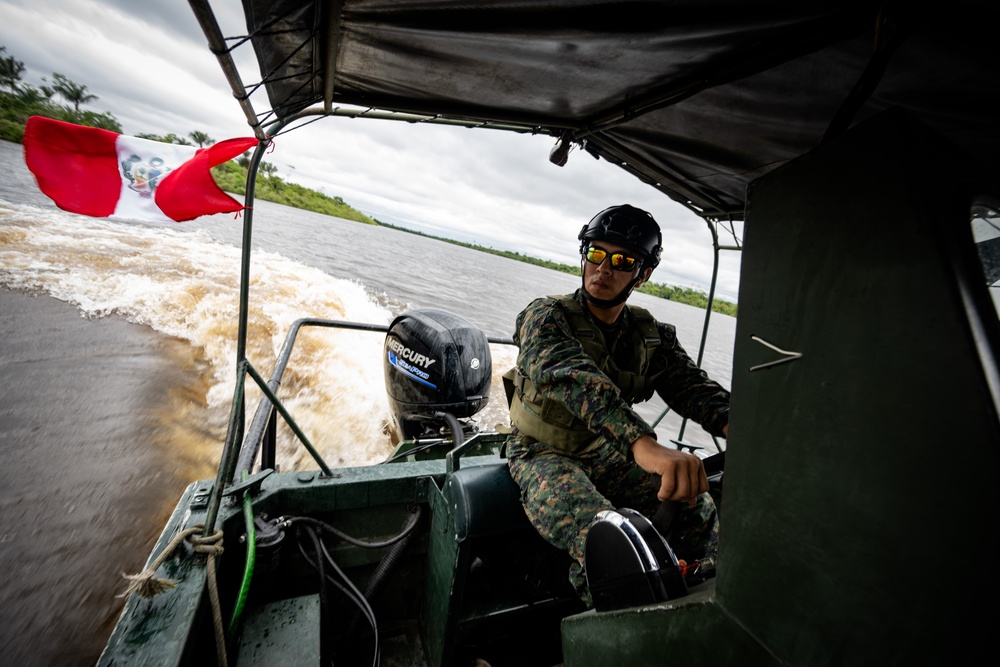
top-left (582, 240), bottom-right (648, 302)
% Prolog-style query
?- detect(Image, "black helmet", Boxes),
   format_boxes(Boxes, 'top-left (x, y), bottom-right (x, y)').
top-left (578, 205), bottom-right (662, 268)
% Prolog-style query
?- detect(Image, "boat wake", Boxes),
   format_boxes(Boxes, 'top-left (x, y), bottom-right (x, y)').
top-left (0, 200), bottom-right (513, 470)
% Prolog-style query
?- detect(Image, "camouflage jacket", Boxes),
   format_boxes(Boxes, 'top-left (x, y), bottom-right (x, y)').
top-left (510, 290), bottom-right (730, 457)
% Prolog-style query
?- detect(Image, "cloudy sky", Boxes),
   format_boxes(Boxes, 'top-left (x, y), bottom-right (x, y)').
top-left (0, 0), bottom-right (743, 301)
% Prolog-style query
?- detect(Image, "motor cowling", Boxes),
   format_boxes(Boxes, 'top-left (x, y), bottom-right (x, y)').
top-left (383, 308), bottom-right (492, 441)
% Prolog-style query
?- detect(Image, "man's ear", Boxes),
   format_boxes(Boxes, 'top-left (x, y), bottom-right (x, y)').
top-left (635, 267), bottom-right (653, 287)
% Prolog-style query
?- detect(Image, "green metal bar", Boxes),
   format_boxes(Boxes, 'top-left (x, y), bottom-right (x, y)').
top-left (677, 220), bottom-right (721, 444)
top-left (243, 361), bottom-right (334, 476)
top-left (204, 359), bottom-right (248, 532)
top-left (203, 137), bottom-right (270, 534)
top-left (237, 141), bottom-right (269, 364)
top-left (650, 404), bottom-right (672, 429)
top-left (694, 220), bottom-right (721, 370)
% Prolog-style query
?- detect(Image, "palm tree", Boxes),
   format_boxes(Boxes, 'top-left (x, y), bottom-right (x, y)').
top-left (189, 130), bottom-right (214, 147)
top-left (49, 72), bottom-right (97, 111)
top-left (0, 47), bottom-right (25, 94)
top-left (17, 85), bottom-right (48, 105)
top-left (162, 133), bottom-right (193, 146)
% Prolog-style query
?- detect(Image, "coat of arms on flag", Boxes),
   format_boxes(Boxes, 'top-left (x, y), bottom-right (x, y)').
top-left (22, 116), bottom-right (259, 222)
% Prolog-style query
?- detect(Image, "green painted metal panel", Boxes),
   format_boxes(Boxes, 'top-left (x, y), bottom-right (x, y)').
top-left (562, 582), bottom-right (773, 666)
top-left (236, 595), bottom-right (321, 665)
top-left (724, 110), bottom-right (1000, 666)
top-left (98, 482), bottom-right (215, 666)
top-left (422, 475), bottom-right (459, 667)
top-left (560, 109), bottom-right (1000, 667)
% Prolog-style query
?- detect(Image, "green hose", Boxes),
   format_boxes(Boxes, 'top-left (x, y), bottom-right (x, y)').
top-left (228, 482), bottom-right (256, 636)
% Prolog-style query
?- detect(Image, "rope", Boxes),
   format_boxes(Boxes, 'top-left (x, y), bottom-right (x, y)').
top-left (118, 524), bottom-right (228, 666)
top-left (191, 530), bottom-right (228, 667)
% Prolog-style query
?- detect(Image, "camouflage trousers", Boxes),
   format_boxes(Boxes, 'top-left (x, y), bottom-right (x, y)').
top-left (506, 435), bottom-right (718, 607)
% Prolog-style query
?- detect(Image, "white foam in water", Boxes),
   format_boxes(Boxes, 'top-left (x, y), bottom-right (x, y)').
top-left (0, 201), bottom-right (397, 468)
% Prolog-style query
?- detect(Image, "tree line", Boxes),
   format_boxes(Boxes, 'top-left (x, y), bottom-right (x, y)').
top-left (1, 47), bottom-right (120, 141)
top-left (373, 222), bottom-right (738, 316)
top-left (1, 45), bottom-right (736, 315)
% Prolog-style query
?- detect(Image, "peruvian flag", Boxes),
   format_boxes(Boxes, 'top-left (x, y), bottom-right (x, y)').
top-left (23, 116), bottom-right (259, 222)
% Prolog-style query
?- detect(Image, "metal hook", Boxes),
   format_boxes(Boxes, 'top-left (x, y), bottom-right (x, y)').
top-left (749, 335), bottom-right (803, 372)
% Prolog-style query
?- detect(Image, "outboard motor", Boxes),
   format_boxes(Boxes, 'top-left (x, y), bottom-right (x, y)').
top-left (383, 308), bottom-right (492, 441)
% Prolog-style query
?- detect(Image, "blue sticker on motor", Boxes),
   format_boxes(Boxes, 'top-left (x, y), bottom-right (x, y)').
top-left (387, 349), bottom-right (437, 388)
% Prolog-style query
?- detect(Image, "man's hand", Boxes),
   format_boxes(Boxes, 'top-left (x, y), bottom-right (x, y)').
top-left (630, 434), bottom-right (709, 502)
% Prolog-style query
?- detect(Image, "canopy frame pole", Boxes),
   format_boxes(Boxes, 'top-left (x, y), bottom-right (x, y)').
top-left (202, 136), bottom-right (270, 534)
top-left (188, 0), bottom-right (268, 141)
top-left (654, 216), bottom-right (740, 453)
top-left (320, 0), bottom-right (347, 111)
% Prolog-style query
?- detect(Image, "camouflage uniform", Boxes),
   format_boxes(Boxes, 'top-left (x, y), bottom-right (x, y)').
top-left (506, 290), bottom-right (730, 605)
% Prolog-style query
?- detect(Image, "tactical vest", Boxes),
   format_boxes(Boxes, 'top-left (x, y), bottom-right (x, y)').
top-left (505, 295), bottom-right (662, 452)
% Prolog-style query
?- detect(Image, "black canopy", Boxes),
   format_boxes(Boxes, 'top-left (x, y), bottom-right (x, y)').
top-left (197, 0), bottom-right (999, 220)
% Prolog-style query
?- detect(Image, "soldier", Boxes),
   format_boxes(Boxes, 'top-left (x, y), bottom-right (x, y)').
top-left (505, 204), bottom-right (731, 606)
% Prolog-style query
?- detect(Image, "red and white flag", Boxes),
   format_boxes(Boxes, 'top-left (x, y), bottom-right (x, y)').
top-left (23, 116), bottom-right (258, 222)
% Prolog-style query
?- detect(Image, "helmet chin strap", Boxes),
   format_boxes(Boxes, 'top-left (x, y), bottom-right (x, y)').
top-left (580, 258), bottom-right (646, 309)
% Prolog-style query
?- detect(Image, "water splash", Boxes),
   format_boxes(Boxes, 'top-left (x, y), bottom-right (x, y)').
top-left (0, 201), bottom-right (407, 468)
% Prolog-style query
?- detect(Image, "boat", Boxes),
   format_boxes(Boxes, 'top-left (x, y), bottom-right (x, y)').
top-left (98, 1), bottom-right (999, 665)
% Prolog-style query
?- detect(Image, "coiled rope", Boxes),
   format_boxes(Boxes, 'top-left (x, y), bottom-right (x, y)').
top-left (119, 524), bottom-right (228, 666)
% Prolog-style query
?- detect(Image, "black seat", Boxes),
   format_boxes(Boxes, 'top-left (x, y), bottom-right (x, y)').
top-left (446, 460), bottom-right (529, 542)
top-left (425, 457), bottom-right (582, 667)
